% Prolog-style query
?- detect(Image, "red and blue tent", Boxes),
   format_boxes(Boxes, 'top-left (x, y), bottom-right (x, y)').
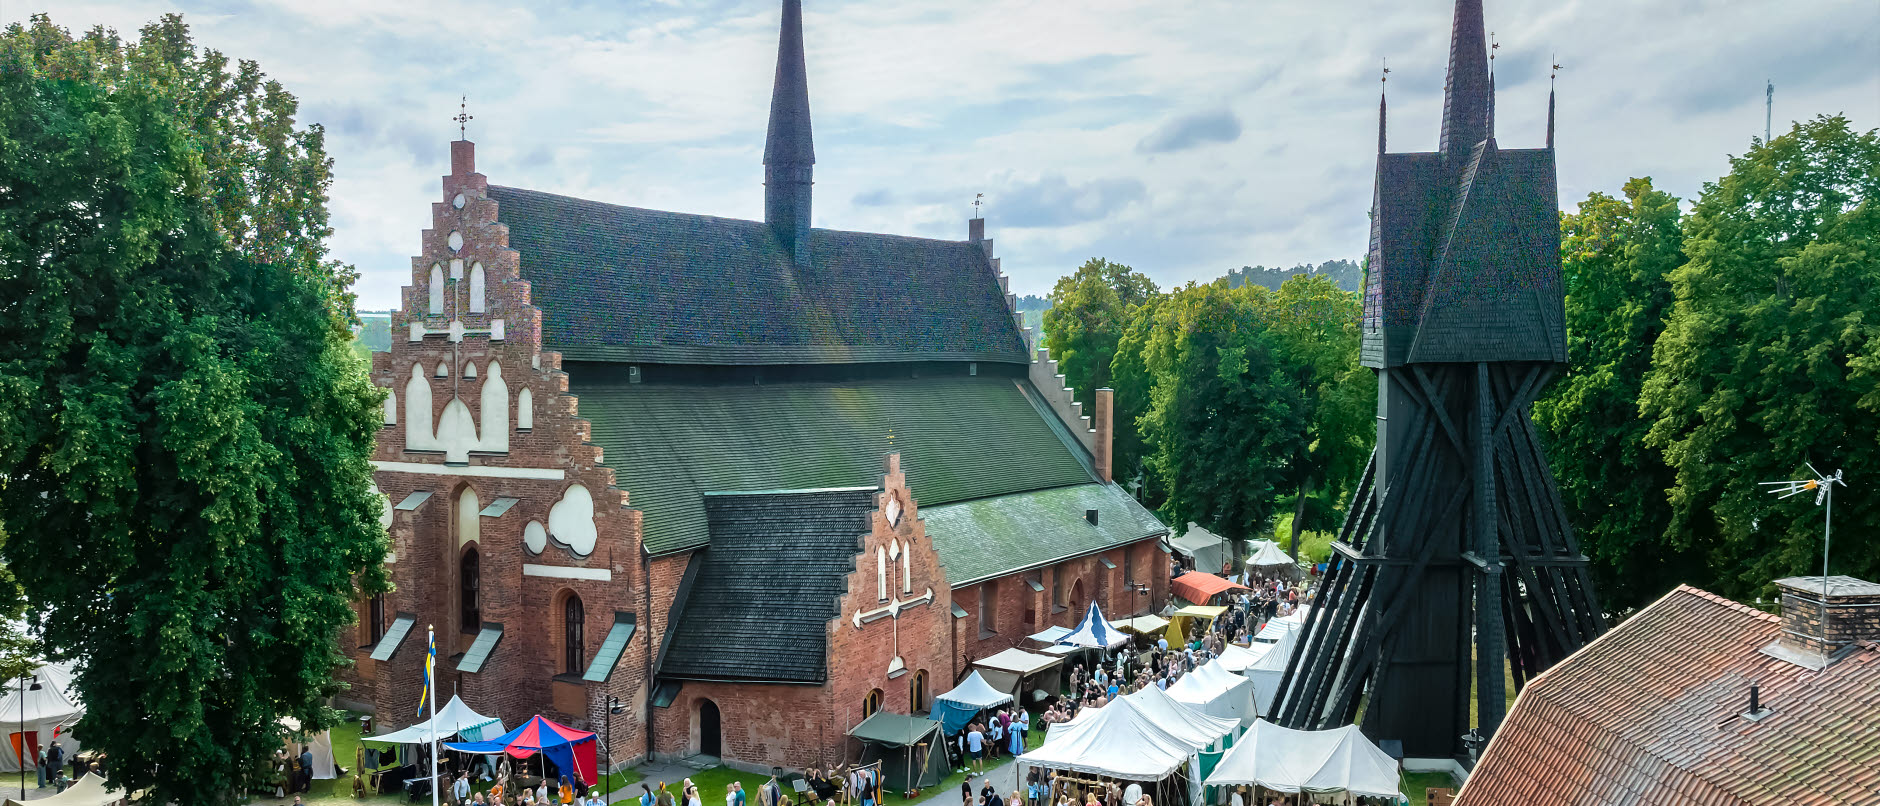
top-left (443, 715), bottom-right (598, 785)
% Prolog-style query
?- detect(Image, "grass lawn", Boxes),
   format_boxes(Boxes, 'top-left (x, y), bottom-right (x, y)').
top-left (1402, 771), bottom-right (1457, 806)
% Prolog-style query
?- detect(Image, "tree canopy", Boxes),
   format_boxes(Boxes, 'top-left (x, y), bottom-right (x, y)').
top-left (0, 14), bottom-right (386, 804)
top-left (1640, 116), bottom-right (1879, 598)
top-left (1044, 257), bottom-right (1159, 415)
top-left (1532, 178), bottom-right (1699, 611)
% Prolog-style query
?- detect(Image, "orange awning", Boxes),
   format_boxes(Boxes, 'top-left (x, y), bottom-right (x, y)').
top-left (1171, 571), bottom-right (1249, 604)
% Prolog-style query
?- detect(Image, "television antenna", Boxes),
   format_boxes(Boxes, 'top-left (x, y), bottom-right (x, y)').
top-left (1761, 462), bottom-right (1845, 665)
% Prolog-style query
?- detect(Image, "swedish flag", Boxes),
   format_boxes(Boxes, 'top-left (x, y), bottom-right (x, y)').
top-left (416, 629), bottom-right (435, 717)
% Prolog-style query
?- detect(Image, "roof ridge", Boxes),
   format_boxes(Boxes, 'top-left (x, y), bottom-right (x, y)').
top-left (1674, 584), bottom-right (1780, 623)
top-left (487, 183), bottom-right (975, 247)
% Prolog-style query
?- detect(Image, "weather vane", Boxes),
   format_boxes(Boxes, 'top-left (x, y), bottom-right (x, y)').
top-left (972, 193), bottom-right (984, 219)
top-left (1381, 57), bottom-right (1390, 84)
top-left (453, 96), bottom-right (474, 140)
top-left (1761, 462), bottom-right (1847, 665)
top-left (1551, 53), bottom-right (1563, 85)
top-left (1490, 32), bottom-right (1498, 63)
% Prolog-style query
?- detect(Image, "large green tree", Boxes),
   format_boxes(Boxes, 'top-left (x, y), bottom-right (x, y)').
top-left (1265, 275), bottom-right (1374, 553)
top-left (0, 15), bottom-right (386, 804)
top-left (1533, 178), bottom-right (1697, 612)
top-left (1138, 282), bottom-right (1309, 542)
top-left (1044, 258), bottom-right (1158, 414)
top-left (1640, 116), bottom-right (1880, 599)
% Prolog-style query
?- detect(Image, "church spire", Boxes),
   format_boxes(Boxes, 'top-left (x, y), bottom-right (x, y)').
top-left (1546, 86), bottom-right (1555, 149)
top-left (1438, 0), bottom-right (1490, 155)
top-left (764, 0), bottom-right (815, 264)
top-left (1379, 58), bottom-right (1390, 155)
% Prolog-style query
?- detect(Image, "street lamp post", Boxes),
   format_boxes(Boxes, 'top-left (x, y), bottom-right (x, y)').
top-left (19, 673), bottom-right (41, 799)
top-left (604, 696), bottom-right (627, 794)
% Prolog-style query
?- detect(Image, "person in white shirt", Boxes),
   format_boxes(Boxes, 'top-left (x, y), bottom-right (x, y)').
top-left (1122, 782), bottom-right (1141, 806)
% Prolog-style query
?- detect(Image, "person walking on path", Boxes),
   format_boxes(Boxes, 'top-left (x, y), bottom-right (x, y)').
top-left (966, 724), bottom-right (986, 774)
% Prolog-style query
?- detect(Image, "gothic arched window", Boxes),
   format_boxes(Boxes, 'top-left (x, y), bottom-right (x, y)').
top-left (563, 594), bottom-right (586, 674)
top-left (460, 546), bottom-right (480, 634)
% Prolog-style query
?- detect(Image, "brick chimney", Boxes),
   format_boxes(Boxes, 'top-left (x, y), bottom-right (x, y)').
top-left (1094, 388), bottom-right (1114, 483)
top-left (1775, 575), bottom-right (1880, 659)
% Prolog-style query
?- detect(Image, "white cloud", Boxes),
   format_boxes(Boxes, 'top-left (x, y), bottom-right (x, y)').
top-left (13, 0), bottom-right (1877, 306)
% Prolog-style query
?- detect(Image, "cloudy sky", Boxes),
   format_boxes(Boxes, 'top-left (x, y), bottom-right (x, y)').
top-left (11, 1), bottom-right (1877, 310)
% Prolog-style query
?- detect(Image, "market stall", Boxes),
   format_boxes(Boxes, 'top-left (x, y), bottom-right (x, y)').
top-left (1168, 661), bottom-right (1257, 725)
top-left (849, 711), bottom-right (948, 792)
top-left (0, 662), bottom-right (82, 774)
top-left (1202, 720), bottom-right (1402, 801)
top-left (972, 648), bottom-right (1063, 700)
top-left (1058, 603), bottom-right (1129, 650)
top-left (279, 716), bottom-right (337, 780)
top-left (2, 773), bottom-right (133, 806)
top-left (1165, 604), bottom-right (1228, 647)
top-left (1170, 572), bottom-right (1248, 608)
top-left (444, 715), bottom-right (598, 787)
top-left (1244, 630), bottom-right (1299, 715)
top-left (929, 671), bottom-right (1014, 735)
top-left (365, 695), bottom-right (506, 744)
top-left (1213, 642), bottom-right (1267, 674)
top-left (1109, 615), bottom-right (1171, 636)
top-left (1244, 541), bottom-right (1299, 580)
top-left (1170, 524), bottom-right (1231, 576)
top-left (1020, 697), bottom-right (1201, 806)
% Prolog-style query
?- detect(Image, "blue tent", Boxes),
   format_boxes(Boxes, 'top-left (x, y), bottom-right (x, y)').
top-left (443, 715), bottom-right (598, 786)
top-left (930, 670), bottom-right (1013, 734)
top-left (1058, 602), bottom-right (1128, 649)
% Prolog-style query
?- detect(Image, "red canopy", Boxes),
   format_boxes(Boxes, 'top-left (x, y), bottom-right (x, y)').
top-left (443, 715), bottom-right (598, 785)
top-left (1172, 571), bottom-right (1249, 604)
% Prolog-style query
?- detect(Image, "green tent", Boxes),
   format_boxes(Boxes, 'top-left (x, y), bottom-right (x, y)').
top-left (849, 712), bottom-right (948, 792)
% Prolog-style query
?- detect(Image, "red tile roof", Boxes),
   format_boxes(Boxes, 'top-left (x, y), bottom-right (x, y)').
top-left (1455, 585), bottom-right (1880, 805)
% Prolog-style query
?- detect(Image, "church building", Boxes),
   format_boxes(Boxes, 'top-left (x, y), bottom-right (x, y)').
top-left (339, 0), bottom-right (1171, 772)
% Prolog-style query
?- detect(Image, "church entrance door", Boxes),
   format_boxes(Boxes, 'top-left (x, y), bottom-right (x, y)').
top-left (698, 699), bottom-right (722, 758)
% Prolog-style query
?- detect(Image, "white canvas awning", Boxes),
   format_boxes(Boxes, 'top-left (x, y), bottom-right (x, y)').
top-left (1170, 524), bottom-right (1231, 574)
top-left (1028, 625), bottom-right (1073, 644)
top-left (975, 648), bottom-right (1062, 677)
top-left (933, 670), bottom-right (1014, 711)
top-left (1214, 642), bottom-right (1268, 673)
top-left (1123, 685), bottom-right (1237, 751)
top-left (1110, 615), bottom-right (1171, 634)
top-left (3, 773), bottom-right (133, 806)
top-left (365, 695), bottom-right (506, 745)
top-left (1245, 540), bottom-right (1294, 568)
top-left (1203, 720), bottom-right (1402, 799)
top-left (1168, 660), bottom-right (1257, 725)
top-left (1020, 697), bottom-right (1195, 780)
top-left (279, 717), bottom-right (337, 780)
top-left (1245, 629), bottom-right (1299, 715)
top-left (0, 662), bottom-right (83, 773)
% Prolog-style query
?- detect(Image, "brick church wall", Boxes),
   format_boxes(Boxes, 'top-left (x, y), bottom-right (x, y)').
top-left (340, 140), bottom-right (650, 768)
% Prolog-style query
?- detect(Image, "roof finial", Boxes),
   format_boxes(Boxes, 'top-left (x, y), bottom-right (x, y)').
top-left (1487, 34), bottom-right (1497, 141)
top-left (453, 96), bottom-right (474, 141)
top-left (972, 193), bottom-right (984, 220)
top-left (1379, 57), bottom-right (1390, 155)
top-left (1548, 56), bottom-right (1561, 149)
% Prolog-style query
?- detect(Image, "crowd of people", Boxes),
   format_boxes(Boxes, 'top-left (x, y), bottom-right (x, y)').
top-left (955, 706), bottom-right (1032, 773)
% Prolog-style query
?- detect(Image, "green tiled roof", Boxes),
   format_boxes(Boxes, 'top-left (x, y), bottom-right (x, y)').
top-left (573, 375), bottom-right (1098, 556)
top-left (920, 483), bottom-right (1168, 585)
top-left (487, 186), bottom-right (1029, 366)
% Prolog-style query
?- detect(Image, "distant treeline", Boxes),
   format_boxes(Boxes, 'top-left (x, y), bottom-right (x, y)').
top-left (1224, 260), bottom-right (1362, 294)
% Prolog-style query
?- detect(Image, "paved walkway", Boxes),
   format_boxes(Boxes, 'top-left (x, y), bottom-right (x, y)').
top-left (605, 755), bottom-right (725, 803)
top-left (912, 759), bottom-right (1018, 806)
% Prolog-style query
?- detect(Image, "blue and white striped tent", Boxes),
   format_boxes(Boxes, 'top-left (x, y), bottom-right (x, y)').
top-left (1058, 602), bottom-right (1129, 650)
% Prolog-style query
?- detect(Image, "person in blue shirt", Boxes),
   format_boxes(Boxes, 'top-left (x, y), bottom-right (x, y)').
top-left (966, 725), bottom-right (985, 774)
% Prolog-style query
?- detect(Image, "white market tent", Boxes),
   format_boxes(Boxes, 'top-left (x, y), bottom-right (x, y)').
top-left (279, 717), bottom-right (338, 780)
top-left (1168, 661), bottom-right (1257, 725)
top-left (1214, 642), bottom-right (1267, 673)
top-left (1028, 625), bottom-right (1073, 645)
top-left (1202, 721), bottom-right (1402, 799)
top-left (973, 648), bottom-right (1063, 697)
top-left (934, 671), bottom-right (1014, 710)
top-left (1244, 629), bottom-right (1299, 715)
top-left (1123, 684), bottom-right (1238, 751)
top-left (364, 695), bottom-right (506, 744)
top-left (1170, 525), bottom-right (1231, 575)
top-left (1244, 540), bottom-right (1294, 569)
top-left (2, 773), bottom-right (131, 806)
top-left (0, 662), bottom-right (83, 773)
top-left (1021, 697), bottom-right (1195, 780)
top-left (1058, 603), bottom-right (1129, 650)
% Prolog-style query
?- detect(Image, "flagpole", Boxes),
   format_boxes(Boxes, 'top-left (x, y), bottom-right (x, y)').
top-left (429, 625), bottom-right (440, 806)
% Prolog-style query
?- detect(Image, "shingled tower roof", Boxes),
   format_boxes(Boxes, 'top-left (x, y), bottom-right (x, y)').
top-left (764, 0), bottom-right (815, 263)
top-left (1439, 0), bottom-right (1490, 156)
